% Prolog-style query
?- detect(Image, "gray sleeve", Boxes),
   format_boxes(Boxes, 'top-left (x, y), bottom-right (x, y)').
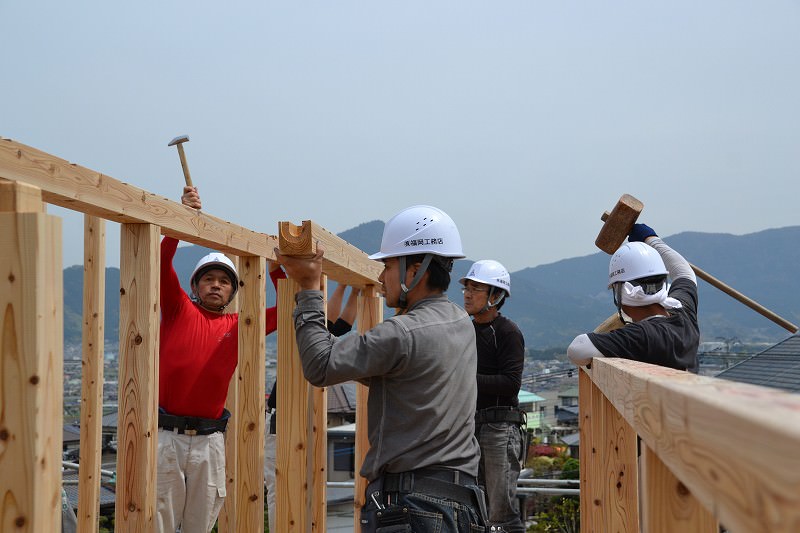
top-left (292, 290), bottom-right (336, 385)
top-left (647, 237), bottom-right (696, 285)
top-left (293, 290), bottom-right (408, 387)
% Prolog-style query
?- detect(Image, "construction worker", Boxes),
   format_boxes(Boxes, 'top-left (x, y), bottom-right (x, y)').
top-left (461, 260), bottom-right (527, 533)
top-left (275, 205), bottom-right (488, 532)
top-left (157, 186), bottom-right (284, 533)
top-left (567, 223), bottom-right (700, 371)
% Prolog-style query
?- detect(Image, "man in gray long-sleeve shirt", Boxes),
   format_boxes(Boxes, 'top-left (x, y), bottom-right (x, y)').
top-left (276, 204), bottom-right (487, 532)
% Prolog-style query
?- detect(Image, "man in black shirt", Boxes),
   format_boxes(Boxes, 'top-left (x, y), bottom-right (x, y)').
top-left (568, 223), bottom-right (700, 372)
top-left (461, 260), bottom-right (527, 533)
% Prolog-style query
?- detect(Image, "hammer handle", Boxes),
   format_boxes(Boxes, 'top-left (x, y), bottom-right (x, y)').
top-left (689, 263), bottom-right (798, 333)
top-left (176, 144), bottom-right (193, 187)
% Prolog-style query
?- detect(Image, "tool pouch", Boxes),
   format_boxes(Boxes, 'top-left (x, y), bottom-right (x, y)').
top-left (375, 505), bottom-right (412, 532)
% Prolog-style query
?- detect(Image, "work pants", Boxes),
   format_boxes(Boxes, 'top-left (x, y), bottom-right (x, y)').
top-left (156, 429), bottom-right (226, 533)
top-left (477, 421), bottom-right (525, 533)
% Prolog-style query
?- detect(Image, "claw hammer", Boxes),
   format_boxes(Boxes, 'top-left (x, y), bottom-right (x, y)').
top-left (168, 134), bottom-right (193, 187)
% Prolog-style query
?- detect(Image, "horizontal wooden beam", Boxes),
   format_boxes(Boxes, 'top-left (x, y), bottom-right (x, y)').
top-left (0, 137), bottom-right (381, 287)
top-left (587, 358), bottom-right (800, 533)
top-left (279, 220), bottom-right (383, 287)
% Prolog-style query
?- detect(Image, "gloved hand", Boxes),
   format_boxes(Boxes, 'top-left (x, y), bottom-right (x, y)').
top-left (628, 223), bottom-right (657, 243)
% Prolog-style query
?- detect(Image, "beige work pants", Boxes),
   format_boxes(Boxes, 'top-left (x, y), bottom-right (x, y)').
top-left (156, 429), bottom-right (226, 533)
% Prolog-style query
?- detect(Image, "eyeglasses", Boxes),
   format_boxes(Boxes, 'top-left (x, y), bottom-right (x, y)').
top-left (461, 285), bottom-right (488, 294)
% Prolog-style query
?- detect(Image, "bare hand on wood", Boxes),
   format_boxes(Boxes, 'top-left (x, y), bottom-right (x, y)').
top-left (274, 243), bottom-right (324, 291)
top-left (181, 186), bottom-right (201, 209)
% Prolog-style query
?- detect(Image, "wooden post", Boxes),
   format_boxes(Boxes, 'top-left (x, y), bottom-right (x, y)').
top-left (218, 255), bottom-right (241, 533)
top-left (578, 369), bottom-right (595, 533)
top-left (234, 255), bottom-right (267, 531)
top-left (310, 277), bottom-right (329, 533)
top-left (115, 223), bottom-right (160, 532)
top-left (77, 215), bottom-right (106, 533)
top-left (0, 181), bottom-right (63, 532)
top-left (601, 389), bottom-right (639, 531)
top-left (579, 366), bottom-right (639, 532)
top-left (353, 285), bottom-right (382, 528)
top-left (640, 443), bottom-right (718, 532)
top-left (276, 276), bottom-right (307, 532)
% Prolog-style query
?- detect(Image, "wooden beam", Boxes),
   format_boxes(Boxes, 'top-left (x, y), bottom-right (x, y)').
top-left (234, 255), bottom-right (267, 532)
top-left (278, 220), bottom-right (383, 288)
top-left (0, 138), bottom-right (275, 257)
top-left (0, 138), bottom-right (381, 288)
top-left (0, 181), bottom-right (63, 532)
top-left (590, 357), bottom-right (800, 533)
top-left (77, 215), bottom-right (106, 533)
top-left (115, 223), bottom-right (160, 532)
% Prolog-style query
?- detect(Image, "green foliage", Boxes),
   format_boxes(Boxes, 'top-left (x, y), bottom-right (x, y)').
top-left (528, 455), bottom-right (555, 477)
top-left (98, 513), bottom-right (114, 532)
top-left (560, 458), bottom-right (579, 480)
top-left (528, 497), bottom-right (580, 533)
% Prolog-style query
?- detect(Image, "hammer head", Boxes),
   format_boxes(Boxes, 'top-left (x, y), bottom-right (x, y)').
top-left (595, 194), bottom-right (643, 254)
top-left (168, 134), bottom-right (190, 147)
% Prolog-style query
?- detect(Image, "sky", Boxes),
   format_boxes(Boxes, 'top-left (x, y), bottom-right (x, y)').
top-left (2, 1), bottom-right (799, 272)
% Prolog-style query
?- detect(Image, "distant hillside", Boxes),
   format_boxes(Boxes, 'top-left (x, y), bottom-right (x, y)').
top-left (63, 225), bottom-right (800, 349)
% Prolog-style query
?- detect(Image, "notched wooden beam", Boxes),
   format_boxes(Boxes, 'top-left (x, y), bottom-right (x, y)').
top-left (278, 219), bottom-right (382, 289)
top-left (278, 220), bottom-right (315, 256)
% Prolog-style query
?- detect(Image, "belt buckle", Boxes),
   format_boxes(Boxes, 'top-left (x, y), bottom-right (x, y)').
top-left (185, 429), bottom-right (198, 436)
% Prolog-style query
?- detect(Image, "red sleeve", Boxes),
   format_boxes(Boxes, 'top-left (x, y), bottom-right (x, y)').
top-left (269, 266), bottom-right (287, 288)
top-left (265, 267), bottom-right (287, 335)
top-left (161, 236), bottom-right (188, 318)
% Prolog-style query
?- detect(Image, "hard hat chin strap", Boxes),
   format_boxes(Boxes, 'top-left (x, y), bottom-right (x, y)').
top-left (612, 283), bottom-right (632, 325)
top-left (479, 287), bottom-right (505, 314)
top-left (398, 254), bottom-right (434, 308)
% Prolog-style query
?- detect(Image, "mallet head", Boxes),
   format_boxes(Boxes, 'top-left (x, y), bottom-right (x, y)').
top-left (595, 194), bottom-right (643, 254)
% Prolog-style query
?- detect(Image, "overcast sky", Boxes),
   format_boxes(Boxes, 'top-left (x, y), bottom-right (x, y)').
top-left (3, 2), bottom-right (798, 271)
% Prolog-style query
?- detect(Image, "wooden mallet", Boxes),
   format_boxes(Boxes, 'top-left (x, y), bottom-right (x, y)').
top-left (597, 194), bottom-right (798, 333)
top-left (168, 134), bottom-right (193, 187)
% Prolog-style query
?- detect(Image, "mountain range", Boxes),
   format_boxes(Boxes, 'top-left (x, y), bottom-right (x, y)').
top-left (63, 223), bottom-right (800, 351)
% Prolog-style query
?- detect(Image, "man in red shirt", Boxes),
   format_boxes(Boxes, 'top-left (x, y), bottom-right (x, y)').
top-left (157, 186), bottom-right (283, 533)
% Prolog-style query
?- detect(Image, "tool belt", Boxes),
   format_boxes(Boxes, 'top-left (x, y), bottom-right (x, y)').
top-left (379, 468), bottom-right (479, 509)
top-left (158, 408), bottom-right (230, 435)
top-left (475, 406), bottom-right (526, 425)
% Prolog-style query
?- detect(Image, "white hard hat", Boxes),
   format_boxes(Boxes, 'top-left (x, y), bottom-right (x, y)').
top-left (368, 205), bottom-right (465, 261)
top-left (460, 260), bottom-right (511, 297)
top-left (190, 252), bottom-right (239, 300)
top-left (608, 242), bottom-right (667, 288)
